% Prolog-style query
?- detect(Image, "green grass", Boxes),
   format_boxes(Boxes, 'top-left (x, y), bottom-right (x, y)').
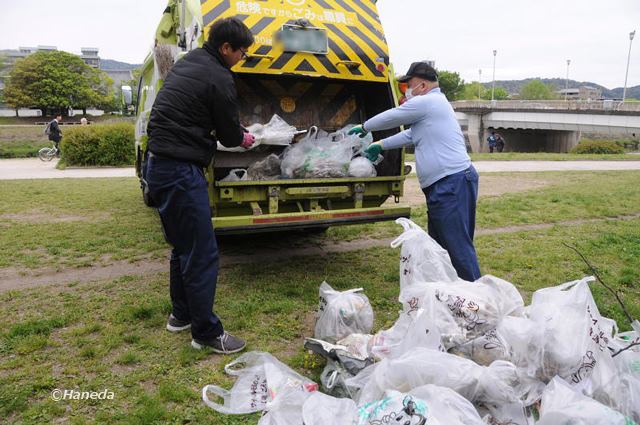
top-left (0, 126), bottom-right (50, 158)
top-left (2, 172), bottom-right (640, 270)
top-left (0, 218), bottom-right (638, 423)
top-left (470, 152), bottom-right (639, 161)
top-left (0, 173), bottom-right (639, 422)
top-left (328, 170), bottom-right (640, 241)
top-left (0, 178), bottom-right (166, 269)
top-left (404, 152), bottom-right (640, 162)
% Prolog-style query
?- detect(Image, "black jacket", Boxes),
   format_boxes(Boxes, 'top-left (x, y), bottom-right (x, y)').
top-left (147, 44), bottom-right (244, 167)
top-left (48, 119), bottom-right (62, 142)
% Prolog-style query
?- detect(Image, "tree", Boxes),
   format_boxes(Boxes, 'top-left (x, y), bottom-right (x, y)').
top-left (3, 50), bottom-right (116, 115)
top-left (519, 80), bottom-right (558, 100)
top-left (481, 86), bottom-right (509, 100)
top-left (437, 70), bottom-right (465, 101)
top-left (460, 82), bottom-right (486, 100)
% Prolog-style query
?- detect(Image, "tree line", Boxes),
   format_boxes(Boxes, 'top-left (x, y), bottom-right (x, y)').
top-left (0, 50), bottom-right (121, 116)
top-left (434, 70), bottom-right (560, 101)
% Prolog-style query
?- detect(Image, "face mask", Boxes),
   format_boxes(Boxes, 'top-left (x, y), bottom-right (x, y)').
top-left (405, 83), bottom-right (423, 100)
top-left (405, 87), bottom-right (414, 100)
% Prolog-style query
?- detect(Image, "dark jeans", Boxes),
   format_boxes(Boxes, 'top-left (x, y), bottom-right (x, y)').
top-left (146, 154), bottom-right (224, 340)
top-left (422, 165), bottom-right (481, 281)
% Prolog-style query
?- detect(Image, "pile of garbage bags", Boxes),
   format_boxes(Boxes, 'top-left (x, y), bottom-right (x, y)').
top-left (201, 217), bottom-right (640, 424)
top-left (220, 116), bottom-right (379, 182)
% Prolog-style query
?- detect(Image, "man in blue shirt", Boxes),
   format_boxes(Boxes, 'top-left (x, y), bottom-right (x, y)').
top-left (349, 62), bottom-right (481, 281)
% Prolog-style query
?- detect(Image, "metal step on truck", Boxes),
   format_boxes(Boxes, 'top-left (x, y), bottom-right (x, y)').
top-left (134, 0), bottom-right (411, 234)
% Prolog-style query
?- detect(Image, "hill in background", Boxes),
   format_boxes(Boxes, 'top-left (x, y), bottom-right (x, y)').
top-left (483, 78), bottom-right (640, 99)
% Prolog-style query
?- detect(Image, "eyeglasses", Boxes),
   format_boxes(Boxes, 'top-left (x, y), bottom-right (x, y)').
top-left (240, 49), bottom-right (249, 60)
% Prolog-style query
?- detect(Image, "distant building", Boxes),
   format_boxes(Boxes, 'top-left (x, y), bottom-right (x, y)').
top-left (80, 47), bottom-right (100, 68)
top-left (0, 45), bottom-right (101, 69)
top-left (558, 85), bottom-right (602, 101)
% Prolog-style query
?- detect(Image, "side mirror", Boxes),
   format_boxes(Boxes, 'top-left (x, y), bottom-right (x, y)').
top-left (121, 85), bottom-right (133, 106)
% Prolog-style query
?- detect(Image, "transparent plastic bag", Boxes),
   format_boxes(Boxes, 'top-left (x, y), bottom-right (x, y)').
top-left (220, 168), bottom-right (248, 182)
top-left (347, 347), bottom-right (521, 406)
top-left (390, 218), bottom-right (459, 290)
top-left (369, 307), bottom-right (444, 360)
top-left (537, 376), bottom-right (633, 425)
top-left (257, 386), bottom-right (310, 425)
top-left (247, 154), bottom-right (281, 181)
top-left (348, 156), bottom-right (377, 177)
top-left (281, 126), bottom-right (369, 179)
top-left (217, 114), bottom-right (297, 152)
top-left (201, 352), bottom-right (317, 415)
top-left (248, 114), bottom-right (297, 146)
top-left (399, 279), bottom-right (522, 348)
top-left (527, 277), bottom-right (614, 385)
top-left (356, 385), bottom-right (484, 425)
top-left (314, 282), bottom-right (374, 343)
top-left (301, 391), bottom-right (358, 425)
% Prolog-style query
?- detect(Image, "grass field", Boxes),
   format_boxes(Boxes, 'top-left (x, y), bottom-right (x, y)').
top-left (0, 172), bottom-right (639, 423)
top-left (0, 126), bottom-right (49, 158)
top-left (404, 152), bottom-right (640, 162)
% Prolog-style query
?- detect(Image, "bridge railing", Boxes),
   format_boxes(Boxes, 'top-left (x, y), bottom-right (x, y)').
top-left (451, 100), bottom-right (640, 112)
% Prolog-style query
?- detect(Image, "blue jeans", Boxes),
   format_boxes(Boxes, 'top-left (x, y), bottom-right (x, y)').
top-left (422, 166), bottom-right (481, 281)
top-left (146, 154), bottom-right (224, 340)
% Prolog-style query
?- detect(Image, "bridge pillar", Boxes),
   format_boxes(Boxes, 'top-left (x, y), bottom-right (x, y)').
top-left (466, 113), bottom-right (483, 153)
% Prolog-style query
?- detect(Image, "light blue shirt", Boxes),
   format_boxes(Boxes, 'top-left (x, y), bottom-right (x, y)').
top-left (364, 87), bottom-right (471, 188)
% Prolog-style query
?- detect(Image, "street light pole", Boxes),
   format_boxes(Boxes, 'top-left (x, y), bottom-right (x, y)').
top-left (491, 50), bottom-right (497, 102)
top-left (565, 59), bottom-right (571, 101)
top-left (622, 30), bottom-right (636, 103)
top-left (478, 69), bottom-right (482, 99)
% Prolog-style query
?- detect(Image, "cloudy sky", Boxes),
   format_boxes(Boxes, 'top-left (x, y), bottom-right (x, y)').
top-left (1, 0), bottom-right (638, 89)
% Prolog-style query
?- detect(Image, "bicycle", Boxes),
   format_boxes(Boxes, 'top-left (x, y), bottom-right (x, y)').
top-left (38, 142), bottom-right (59, 162)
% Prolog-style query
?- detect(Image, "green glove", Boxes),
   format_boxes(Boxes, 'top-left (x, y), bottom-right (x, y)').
top-left (365, 141), bottom-right (383, 162)
top-left (348, 124), bottom-right (369, 138)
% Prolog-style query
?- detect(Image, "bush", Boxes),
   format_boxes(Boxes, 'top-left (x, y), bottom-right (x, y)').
top-left (570, 140), bottom-right (625, 155)
top-left (61, 123), bottom-right (135, 166)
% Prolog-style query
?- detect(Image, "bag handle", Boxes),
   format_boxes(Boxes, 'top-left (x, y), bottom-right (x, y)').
top-left (390, 218), bottom-right (423, 248)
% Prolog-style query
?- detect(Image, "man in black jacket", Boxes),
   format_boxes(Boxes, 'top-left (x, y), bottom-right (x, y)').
top-left (146, 17), bottom-right (255, 354)
top-left (47, 114), bottom-right (63, 155)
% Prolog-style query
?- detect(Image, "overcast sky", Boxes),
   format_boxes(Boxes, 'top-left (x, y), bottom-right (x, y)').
top-left (1, 0), bottom-right (638, 89)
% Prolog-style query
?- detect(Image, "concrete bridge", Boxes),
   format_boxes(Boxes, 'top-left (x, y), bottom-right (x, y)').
top-left (452, 100), bottom-right (640, 153)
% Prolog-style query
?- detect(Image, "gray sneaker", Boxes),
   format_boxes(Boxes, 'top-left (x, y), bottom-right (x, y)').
top-left (191, 332), bottom-right (246, 354)
top-left (166, 314), bottom-right (191, 332)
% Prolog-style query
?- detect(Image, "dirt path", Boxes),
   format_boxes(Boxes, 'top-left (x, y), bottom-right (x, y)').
top-left (2, 213), bottom-right (639, 293)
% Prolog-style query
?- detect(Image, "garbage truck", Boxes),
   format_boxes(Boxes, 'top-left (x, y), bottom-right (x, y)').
top-left (134, 0), bottom-right (411, 234)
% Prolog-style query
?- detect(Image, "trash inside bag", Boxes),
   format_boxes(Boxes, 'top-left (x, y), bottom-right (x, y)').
top-left (217, 114), bottom-right (297, 152)
top-left (348, 157), bottom-right (377, 178)
top-left (221, 168), bottom-right (248, 182)
top-left (248, 114), bottom-right (297, 146)
top-left (314, 281), bottom-right (374, 343)
top-left (304, 335), bottom-right (373, 376)
top-left (320, 360), bottom-right (356, 398)
top-left (399, 278), bottom-right (523, 348)
top-left (526, 277), bottom-right (614, 385)
top-left (356, 385), bottom-right (484, 425)
top-left (347, 347), bottom-right (521, 406)
top-left (281, 125), bottom-right (372, 179)
top-left (201, 351), bottom-right (317, 415)
top-left (537, 376), bottom-right (634, 425)
top-left (390, 218), bottom-right (459, 289)
top-left (247, 154), bottom-right (281, 181)
top-left (257, 386), bottom-right (310, 425)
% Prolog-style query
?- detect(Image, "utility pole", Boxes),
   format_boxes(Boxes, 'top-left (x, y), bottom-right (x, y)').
top-left (565, 59), bottom-right (571, 101)
top-left (491, 50), bottom-right (497, 102)
top-left (622, 30), bottom-right (636, 102)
